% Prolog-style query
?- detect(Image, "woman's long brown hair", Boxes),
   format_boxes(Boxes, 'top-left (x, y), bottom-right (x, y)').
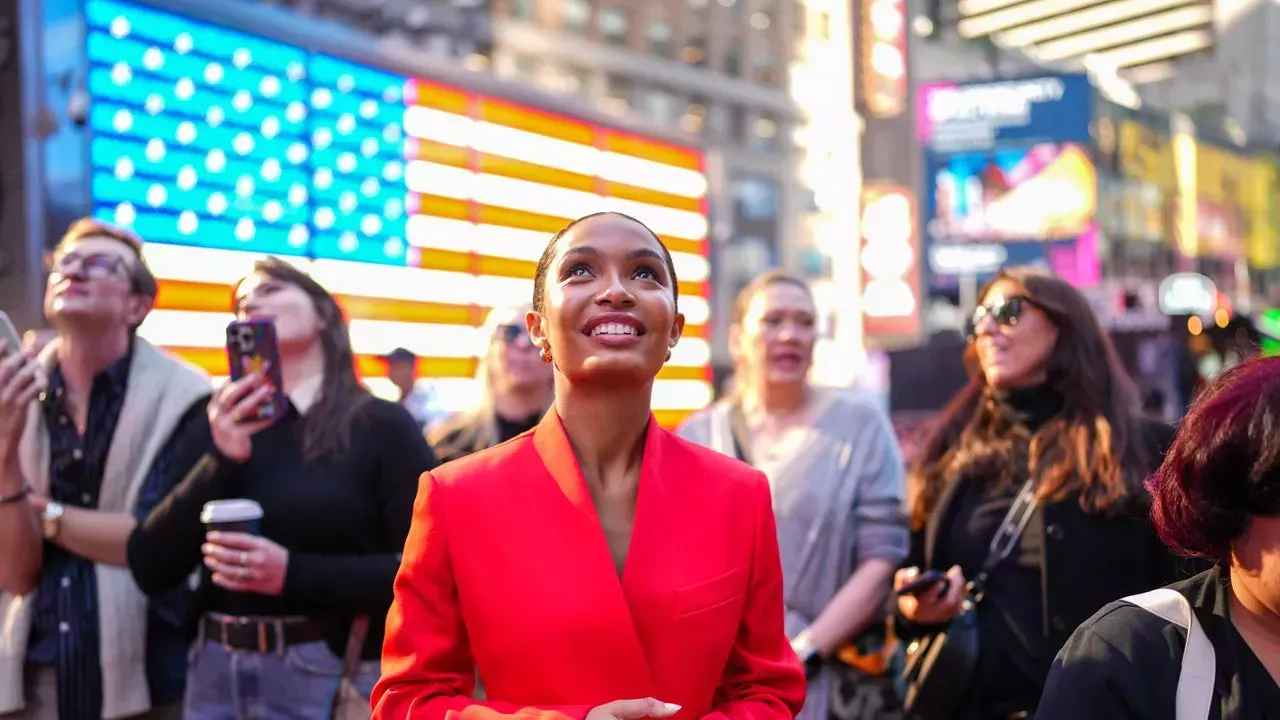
top-left (241, 258), bottom-right (372, 462)
top-left (909, 266), bottom-right (1148, 530)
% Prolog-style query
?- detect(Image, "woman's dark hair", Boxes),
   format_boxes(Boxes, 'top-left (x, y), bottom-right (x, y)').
top-left (1148, 355), bottom-right (1280, 560)
top-left (531, 212), bottom-right (679, 314)
top-left (239, 257), bottom-right (371, 462)
top-left (731, 269), bottom-right (813, 325)
top-left (909, 266), bottom-right (1147, 529)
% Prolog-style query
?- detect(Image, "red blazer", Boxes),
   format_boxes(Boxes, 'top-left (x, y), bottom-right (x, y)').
top-left (373, 410), bottom-right (806, 719)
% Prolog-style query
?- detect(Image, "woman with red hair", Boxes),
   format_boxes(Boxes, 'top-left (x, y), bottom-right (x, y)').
top-left (1038, 354), bottom-right (1280, 718)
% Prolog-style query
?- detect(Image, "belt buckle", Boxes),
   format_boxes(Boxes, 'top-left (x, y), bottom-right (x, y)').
top-left (258, 621), bottom-right (269, 654)
top-left (219, 616), bottom-right (232, 653)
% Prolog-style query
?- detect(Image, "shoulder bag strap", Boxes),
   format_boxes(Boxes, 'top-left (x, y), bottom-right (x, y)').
top-left (728, 402), bottom-right (755, 466)
top-left (1123, 588), bottom-right (1216, 720)
top-left (968, 477), bottom-right (1039, 601)
top-left (344, 615), bottom-right (371, 680)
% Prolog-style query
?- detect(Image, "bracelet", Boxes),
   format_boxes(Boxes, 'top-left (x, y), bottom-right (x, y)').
top-left (0, 485), bottom-right (31, 505)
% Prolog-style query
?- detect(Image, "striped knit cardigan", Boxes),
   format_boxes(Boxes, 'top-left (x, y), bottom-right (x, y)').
top-left (0, 337), bottom-right (210, 719)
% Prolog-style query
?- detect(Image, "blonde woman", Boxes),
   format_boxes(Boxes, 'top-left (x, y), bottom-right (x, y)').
top-left (429, 306), bottom-right (554, 464)
top-left (678, 270), bottom-right (909, 720)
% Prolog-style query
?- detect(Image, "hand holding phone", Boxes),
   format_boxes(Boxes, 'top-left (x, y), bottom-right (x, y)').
top-left (895, 565), bottom-right (967, 625)
top-left (0, 312), bottom-right (44, 459)
top-left (894, 569), bottom-right (950, 598)
top-left (225, 319), bottom-right (286, 422)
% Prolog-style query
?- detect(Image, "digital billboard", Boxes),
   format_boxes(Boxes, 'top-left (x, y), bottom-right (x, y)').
top-left (85, 0), bottom-right (713, 427)
top-left (917, 74), bottom-right (1098, 294)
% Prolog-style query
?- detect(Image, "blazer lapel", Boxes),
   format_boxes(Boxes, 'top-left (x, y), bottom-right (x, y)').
top-left (532, 410), bottom-right (659, 696)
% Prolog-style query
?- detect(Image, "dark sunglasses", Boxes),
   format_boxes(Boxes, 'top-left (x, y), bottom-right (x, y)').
top-left (965, 294), bottom-right (1046, 340)
top-left (493, 324), bottom-right (528, 346)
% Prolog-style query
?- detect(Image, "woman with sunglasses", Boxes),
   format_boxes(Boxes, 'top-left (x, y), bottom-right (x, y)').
top-left (895, 266), bottom-right (1200, 720)
top-left (429, 306), bottom-right (554, 465)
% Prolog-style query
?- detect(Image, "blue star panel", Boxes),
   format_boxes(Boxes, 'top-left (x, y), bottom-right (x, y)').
top-left (306, 54), bottom-right (409, 266)
top-left (85, 0), bottom-right (411, 265)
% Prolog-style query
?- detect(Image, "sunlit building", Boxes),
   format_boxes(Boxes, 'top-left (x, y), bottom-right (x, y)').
top-left (488, 0), bottom-right (806, 374)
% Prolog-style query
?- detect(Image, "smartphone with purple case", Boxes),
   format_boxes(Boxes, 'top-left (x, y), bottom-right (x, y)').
top-left (225, 319), bottom-right (287, 421)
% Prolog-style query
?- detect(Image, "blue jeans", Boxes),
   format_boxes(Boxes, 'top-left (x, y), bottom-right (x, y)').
top-left (184, 640), bottom-right (380, 720)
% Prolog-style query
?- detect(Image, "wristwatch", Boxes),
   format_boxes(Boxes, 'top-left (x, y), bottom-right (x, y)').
top-left (42, 501), bottom-right (66, 540)
top-left (791, 629), bottom-right (823, 677)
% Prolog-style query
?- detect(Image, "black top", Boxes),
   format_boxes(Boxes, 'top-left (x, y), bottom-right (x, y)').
top-left (1039, 565), bottom-right (1280, 720)
top-left (29, 351), bottom-right (207, 720)
top-left (127, 395), bottom-right (437, 660)
top-left (935, 385), bottom-right (1061, 714)
top-left (899, 385), bottom-right (1202, 719)
top-left (431, 409), bottom-right (541, 464)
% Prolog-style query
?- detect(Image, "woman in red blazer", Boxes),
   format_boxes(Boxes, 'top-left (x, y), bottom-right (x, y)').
top-left (373, 211), bottom-right (806, 720)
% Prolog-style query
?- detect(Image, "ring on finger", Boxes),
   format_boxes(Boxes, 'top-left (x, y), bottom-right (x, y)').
top-left (237, 564), bottom-right (247, 579)
top-left (240, 551), bottom-right (249, 566)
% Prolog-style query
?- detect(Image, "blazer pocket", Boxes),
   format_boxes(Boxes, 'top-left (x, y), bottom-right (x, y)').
top-left (675, 568), bottom-right (746, 618)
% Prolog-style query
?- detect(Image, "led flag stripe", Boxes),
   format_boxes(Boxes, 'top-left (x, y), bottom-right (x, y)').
top-left (85, 0), bottom-right (714, 427)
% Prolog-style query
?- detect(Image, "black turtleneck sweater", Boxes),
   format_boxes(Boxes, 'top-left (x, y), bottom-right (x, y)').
top-left (935, 384), bottom-right (1064, 717)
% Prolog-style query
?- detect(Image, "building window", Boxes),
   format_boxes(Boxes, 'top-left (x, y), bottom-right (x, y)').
top-left (640, 88), bottom-right (681, 124)
top-left (723, 44), bottom-right (741, 76)
top-left (509, 0), bottom-right (535, 21)
top-left (602, 75), bottom-right (632, 116)
top-left (513, 55), bottom-right (539, 82)
top-left (599, 8), bottom-right (629, 47)
top-left (540, 63), bottom-right (588, 94)
top-left (815, 11), bottom-right (831, 40)
top-left (729, 106), bottom-right (747, 143)
top-left (680, 99), bottom-right (708, 134)
top-left (562, 0), bottom-right (590, 35)
top-left (683, 36), bottom-right (708, 67)
top-left (752, 115), bottom-right (779, 151)
top-left (648, 21), bottom-right (673, 58)
top-left (731, 174), bottom-right (779, 221)
top-left (750, 11), bottom-right (771, 30)
top-left (753, 52), bottom-right (778, 85)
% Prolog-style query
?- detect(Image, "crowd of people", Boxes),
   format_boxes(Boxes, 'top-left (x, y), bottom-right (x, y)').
top-left (0, 212), bottom-right (1276, 720)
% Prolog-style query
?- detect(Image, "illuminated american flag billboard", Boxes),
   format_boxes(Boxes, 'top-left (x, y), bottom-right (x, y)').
top-left (85, 0), bottom-right (714, 427)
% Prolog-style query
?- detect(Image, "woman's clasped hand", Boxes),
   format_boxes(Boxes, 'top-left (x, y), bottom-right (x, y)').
top-left (201, 531), bottom-right (289, 595)
top-left (585, 699), bottom-right (682, 720)
top-left (894, 565), bottom-right (967, 625)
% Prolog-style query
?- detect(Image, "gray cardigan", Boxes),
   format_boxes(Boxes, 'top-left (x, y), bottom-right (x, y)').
top-left (677, 390), bottom-right (909, 720)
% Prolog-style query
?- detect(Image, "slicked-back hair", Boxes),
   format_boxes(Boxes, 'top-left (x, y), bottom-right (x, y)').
top-left (531, 212), bottom-right (679, 314)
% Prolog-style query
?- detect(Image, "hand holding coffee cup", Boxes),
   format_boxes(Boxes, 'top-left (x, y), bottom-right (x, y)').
top-left (201, 500), bottom-right (289, 596)
top-left (209, 374), bottom-right (278, 463)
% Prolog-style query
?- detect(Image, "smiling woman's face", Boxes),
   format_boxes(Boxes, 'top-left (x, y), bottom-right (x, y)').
top-left (734, 281), bottom-right (817, 387)
top-left (527, 214), bottom-right (684, 387)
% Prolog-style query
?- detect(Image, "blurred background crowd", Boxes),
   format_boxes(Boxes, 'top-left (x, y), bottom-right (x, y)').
top-left (1, 0), bottom-right (1280, 719)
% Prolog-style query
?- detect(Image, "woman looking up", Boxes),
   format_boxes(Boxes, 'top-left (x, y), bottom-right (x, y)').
top-left (374, 212), bottom-right (806, 720)
top-left (679, 270), bottom-right (908, 720)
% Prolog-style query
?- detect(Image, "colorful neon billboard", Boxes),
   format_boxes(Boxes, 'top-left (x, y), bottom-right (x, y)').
top-left (85, 0), bottom-right (713, 427)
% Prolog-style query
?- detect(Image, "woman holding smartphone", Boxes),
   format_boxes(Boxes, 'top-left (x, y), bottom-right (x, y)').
top-left (126, 258), bottom-right (437, 719)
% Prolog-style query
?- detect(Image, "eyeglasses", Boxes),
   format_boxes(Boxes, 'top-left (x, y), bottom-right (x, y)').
top-left (493, 324), bottom-right (529, 346)
top-left (965, 294), bottom-right (1046, 340)
top-left (46, 251), bottom-right (129, 281)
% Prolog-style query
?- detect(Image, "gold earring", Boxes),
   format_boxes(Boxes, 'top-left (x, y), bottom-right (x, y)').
top-left (540, 347), bottom-right (552, 363)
